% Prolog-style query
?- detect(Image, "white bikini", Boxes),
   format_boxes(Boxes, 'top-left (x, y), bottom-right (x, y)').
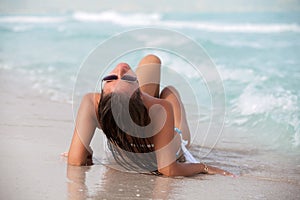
top-left (174, 128), bottom-right (198, 163)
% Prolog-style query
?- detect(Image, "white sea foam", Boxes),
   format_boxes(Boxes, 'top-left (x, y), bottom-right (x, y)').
top-left (72, 11), bottom-right (300, 33)
top-left (163, 21), bottom-right (300, 33)
top-left (232, 85), bottom-right (297, 116)
top-left (230, 82), bottom-right (300, 147)
top-left (72, 11), bottom-right (161, 26)
top-left (0, 16), bottom-right (66, 23)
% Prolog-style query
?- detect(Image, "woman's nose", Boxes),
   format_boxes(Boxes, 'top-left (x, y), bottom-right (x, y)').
top-left (116, 63), bottom-right (130, 76)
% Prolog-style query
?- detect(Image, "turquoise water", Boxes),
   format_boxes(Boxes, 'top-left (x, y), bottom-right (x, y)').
top-left (0, 11), bottom-right (299, 153)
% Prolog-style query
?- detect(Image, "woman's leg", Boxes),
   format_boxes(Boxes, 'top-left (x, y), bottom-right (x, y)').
top-left (160, 86), bottom-right (191, 146)
top-left (135, 54), bottom-right (161, 98)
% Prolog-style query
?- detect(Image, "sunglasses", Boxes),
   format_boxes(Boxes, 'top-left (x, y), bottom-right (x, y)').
top-left (101, 74), bottom-right (138, 90)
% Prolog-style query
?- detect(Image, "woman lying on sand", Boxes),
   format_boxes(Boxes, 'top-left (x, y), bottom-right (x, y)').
top-left (67, 54), bottom-right (234, 177)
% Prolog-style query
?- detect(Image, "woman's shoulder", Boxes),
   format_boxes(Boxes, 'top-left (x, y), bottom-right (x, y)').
top-left (82, 92), bottom-right (101, 107)
top-left (142, 94), bottom-right (173, 114)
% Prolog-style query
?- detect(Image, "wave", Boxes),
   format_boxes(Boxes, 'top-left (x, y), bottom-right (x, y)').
top-left (0, 16), bottom-right (66, 23)
top-left (232, 85), bottom-right (297, 116)
top-left (1, 11), bottom-right (299, 33)
top-left (71, 11), bottom-right (300, 33)
top-left (230, 82), bottom-right (300, 146)
top-left (163, 21), bottom-right (300, 33)
top-left (72, 11), bottom-right (161, 26)
top-left (219, 66), bottom-right (300, 147)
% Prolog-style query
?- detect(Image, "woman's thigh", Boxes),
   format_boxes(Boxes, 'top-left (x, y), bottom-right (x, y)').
top-left (135, 54), bottom-right (161, 98)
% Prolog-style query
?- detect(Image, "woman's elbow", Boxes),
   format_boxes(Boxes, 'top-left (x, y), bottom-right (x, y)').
top-left (67, 153), bottom-right (86, 166)
top-left (158, 166), bottom-right (177, 177)
top-left (68, 158), bottom-right (83, 166)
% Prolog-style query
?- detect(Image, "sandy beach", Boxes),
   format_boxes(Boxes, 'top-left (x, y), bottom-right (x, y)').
top-left (1, 68), bottom-right (299, 200)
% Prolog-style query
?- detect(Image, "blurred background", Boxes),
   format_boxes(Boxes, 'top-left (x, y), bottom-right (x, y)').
top-left (1, 0), bottom-right (300, 13)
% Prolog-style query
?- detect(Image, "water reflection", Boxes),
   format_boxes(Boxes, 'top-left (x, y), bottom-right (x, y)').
top-left (67, 164), bottom-right (177, 199)
top-left (67, 165), bottom-right (90, 200)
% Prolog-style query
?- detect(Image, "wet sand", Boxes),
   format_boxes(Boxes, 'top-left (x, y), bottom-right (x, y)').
top-left (0, 69), bottom-right (299, 200)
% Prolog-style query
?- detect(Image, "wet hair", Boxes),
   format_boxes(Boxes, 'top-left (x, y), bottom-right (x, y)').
top-left (98, 89), bottom-right (159, 174)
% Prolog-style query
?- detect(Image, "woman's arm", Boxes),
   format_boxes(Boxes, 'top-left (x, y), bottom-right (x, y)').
top-left (68, 93), bottom-right (100, 166)
top-left (153, 101), bottom-right (233, 177)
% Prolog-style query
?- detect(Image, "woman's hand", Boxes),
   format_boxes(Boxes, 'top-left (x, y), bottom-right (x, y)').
top-left (206, 165), bottom-right (236, 177)
top-left (61, 152), bottom-right (68, 157)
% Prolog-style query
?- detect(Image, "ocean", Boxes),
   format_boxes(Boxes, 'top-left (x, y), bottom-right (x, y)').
top-left (0, 11), bottom-right (299, 171)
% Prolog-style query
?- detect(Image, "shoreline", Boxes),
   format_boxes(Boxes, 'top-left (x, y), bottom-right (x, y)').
top-left (0, 69), bottom-right (73, 199)
top-left (0, 68), bottom-right (300, 200)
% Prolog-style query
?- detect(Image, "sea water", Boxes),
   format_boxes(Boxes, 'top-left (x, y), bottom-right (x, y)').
top-left (0, 11), bottom-right (299, 168)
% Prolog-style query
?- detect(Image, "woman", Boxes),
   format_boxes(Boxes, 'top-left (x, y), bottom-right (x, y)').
top-left (67, 54), bottom-right (234, 177)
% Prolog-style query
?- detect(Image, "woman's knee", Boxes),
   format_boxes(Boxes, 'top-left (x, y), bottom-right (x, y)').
top-left (139, 54), bottom-right (161, 65)
top-left (160, 86), bottom-right (180, 100)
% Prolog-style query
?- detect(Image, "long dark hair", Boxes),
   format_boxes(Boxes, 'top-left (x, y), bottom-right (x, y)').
top-left (98, 89), bottom-right (159, 174)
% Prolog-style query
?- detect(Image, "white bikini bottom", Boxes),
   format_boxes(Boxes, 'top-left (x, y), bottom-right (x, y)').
top-left (174, 128), bottom-right (198, 163)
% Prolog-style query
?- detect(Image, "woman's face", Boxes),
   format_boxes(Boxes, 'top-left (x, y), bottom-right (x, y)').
top-left (102, 63), bottom-right (139, 94)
